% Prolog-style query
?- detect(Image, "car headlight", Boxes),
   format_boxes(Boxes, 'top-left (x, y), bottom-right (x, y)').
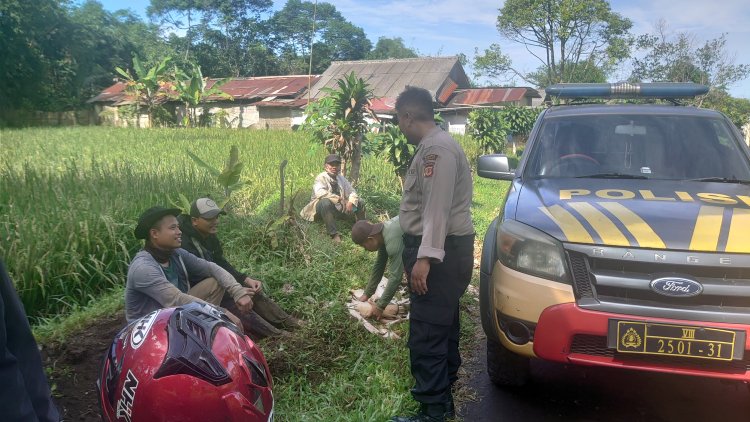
top-left (496, 220), bottom-right (570, 284)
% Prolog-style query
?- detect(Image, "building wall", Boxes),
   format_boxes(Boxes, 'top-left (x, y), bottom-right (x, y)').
top-left (183, 103), bottom-right (260, 128)
top-left (258, 107), bottom-right (294, 130)
top-left (97, 105), bottom-right (150, 127)
top-left (441, 110), bottom-right (468, 135)
top-left (94, 102), bottom-right (296, 130)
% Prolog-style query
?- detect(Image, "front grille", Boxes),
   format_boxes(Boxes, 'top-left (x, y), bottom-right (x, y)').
top-left (593, 259), bottom-right (749, 280)
top-left (568, 251), bottom-right (594, 298)
top-left (565, 247), bottom-right (750, 320)
top-left (570, 335), bottom-right (750, 372)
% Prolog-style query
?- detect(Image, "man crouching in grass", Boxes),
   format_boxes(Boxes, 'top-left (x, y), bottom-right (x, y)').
top-left (125, 206), bottom-right (253, 329)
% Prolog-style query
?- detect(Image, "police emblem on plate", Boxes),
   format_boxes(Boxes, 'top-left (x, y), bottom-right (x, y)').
top-left (621, 327), bottom-right (642, 349)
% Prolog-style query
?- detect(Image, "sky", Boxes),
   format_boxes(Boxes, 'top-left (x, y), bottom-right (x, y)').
top-left (97, 0), bottom-right (750, 99)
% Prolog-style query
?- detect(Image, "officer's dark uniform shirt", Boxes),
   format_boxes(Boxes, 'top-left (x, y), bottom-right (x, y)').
top-left (400, 126), bottom-right (474, 262)
top-left (0, 260), bottom-right (60, 422)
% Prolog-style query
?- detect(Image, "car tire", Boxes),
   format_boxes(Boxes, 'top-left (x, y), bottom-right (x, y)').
top-left (486, 336), bottom-right (530, 387)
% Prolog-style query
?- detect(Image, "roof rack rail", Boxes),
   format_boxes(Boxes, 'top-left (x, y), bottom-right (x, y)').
top-left (546, 83), bottom-right (708, 99)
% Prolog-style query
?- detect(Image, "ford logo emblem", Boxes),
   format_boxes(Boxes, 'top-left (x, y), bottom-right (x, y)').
top-left (650, 277), bottom-right (703, 297)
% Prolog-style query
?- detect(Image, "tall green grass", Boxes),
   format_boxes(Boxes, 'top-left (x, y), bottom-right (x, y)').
top-left (0, 127), bottom-right (399, 320)
top-left (2, 126), bottom-right (507, 420)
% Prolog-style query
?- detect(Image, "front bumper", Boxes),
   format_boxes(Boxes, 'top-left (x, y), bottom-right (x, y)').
top-left (533, 303), bottom-right (750, 381)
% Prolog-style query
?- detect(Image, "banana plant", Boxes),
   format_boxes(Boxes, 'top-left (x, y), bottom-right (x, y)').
top-left (187, 145), bottom-right (245, 206)
top-left (173, 63), bottom-right (233, 127)
top-left (115, 56), bottom-right (173, 128)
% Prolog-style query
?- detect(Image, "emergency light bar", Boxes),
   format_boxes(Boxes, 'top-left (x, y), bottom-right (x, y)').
top-left (546, 83), bottom-right (709, 99)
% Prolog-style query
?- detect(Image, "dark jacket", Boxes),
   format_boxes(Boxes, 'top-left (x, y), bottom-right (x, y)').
top-left (0, 259), bottom-right (60, 422)
top-left (178, 214), bottom-right (247, 283)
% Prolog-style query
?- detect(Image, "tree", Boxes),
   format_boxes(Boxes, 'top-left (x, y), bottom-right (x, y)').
top-left (0, 0), bottom-right (170, 117)
top-left (368, 37), bottom-right (418, 60)
top-left (703, 92), bottom-right (750, 130)
top-left (148, 0), bottom-right (273, 76)
top-left (467, 109), bottom-right (510, 155)
top-left (268, 0), bottom-right (371, 74)
top-left (0, 0), bottom-right (72, 111)
top-left (630, 22), bottom-right (750, 101)
top-left (370, 124), bottom-right (416, 189)
top-left (474, 0), bottom-right (632, 87)
top-left (304, 72), bottom-right (374, 185)
top-left (68, 1), bottom-right (167, 106)
top-left (172, 63), bottom-right (232, 127)
top-left (115, 56), bottom-right (174, 127)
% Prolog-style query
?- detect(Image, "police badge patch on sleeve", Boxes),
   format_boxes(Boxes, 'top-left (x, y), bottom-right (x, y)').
top-left (424, 165), bottom-right (434, 177)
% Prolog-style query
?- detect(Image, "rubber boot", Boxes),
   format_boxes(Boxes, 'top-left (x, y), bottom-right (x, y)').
top-left (252, 292), bottom-right (304, 330)
top-left (221, 295), bottom-right (288, 341)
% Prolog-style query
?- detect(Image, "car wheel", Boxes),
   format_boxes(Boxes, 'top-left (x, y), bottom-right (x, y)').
top-left (486, 336), bottom-right (530, 387)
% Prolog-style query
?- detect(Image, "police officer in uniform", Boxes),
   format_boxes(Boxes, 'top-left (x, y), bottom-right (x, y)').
top-left (391, 87), bottom-right (474, 422)
top-left (0, 259), bottom-right (60, 421)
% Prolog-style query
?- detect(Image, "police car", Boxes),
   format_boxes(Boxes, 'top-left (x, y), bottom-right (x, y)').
top-left (477, 83), bottom-right (750, 386)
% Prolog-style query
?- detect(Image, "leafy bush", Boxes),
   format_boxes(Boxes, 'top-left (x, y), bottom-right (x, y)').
top-left (501, 105), bottom-right (541, 139)
top-left (367, 123), bottom-right (415, 188)
top-left (468, 108), bottom-right (510, 154)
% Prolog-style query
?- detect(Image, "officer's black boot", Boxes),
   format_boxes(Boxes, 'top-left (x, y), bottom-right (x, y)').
top-left (390, 403), bottom-right (446, 422)
top-left (444, 394), bottom-right (455, 420)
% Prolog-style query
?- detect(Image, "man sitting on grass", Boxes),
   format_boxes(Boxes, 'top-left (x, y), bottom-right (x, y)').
top-left (179, 198), bottom-right (303, 340)
top-left (125, 206), bottom-right (253, 328)
top-left (300, 154), bottom-right (365, 243)
top-left (351, 216), bottom-right (405, 319)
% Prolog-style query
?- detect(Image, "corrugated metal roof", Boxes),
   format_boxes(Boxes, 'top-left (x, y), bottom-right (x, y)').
top-left (448, 87), bottom-right (541, 106)
top-left (86, 82), bottom-right (127, 103)
top-left (205, 75), bottom-right (318, 100)
top-left (437, 78), bottom-right (458, 104)
top-left (368, 97), bottom-right (397, 113)
top-left (254, 98), bottom-right (309, 108)
top-left (89, 75), bottom-right (318, 105)
top-left (308, 57), bottom-right (470, 102)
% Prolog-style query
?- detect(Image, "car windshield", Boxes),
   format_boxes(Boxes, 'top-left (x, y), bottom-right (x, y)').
top-left (524, 114), bottom-right (750, 181)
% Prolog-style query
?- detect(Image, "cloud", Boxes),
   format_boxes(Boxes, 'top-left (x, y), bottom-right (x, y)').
top-left (330, 0), bottom-right (501, 27)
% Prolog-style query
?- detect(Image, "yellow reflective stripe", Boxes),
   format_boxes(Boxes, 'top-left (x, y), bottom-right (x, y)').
top-left (568, 202), bottom-right (630, 246)
top-left (689, 206), bottom-right (724, 251)
top-left (539, 205), bottom-right (594, 243)
top-left (726, 208), bottom-right (750, 253)
top-left (599, 202), bottom-right (666, 249)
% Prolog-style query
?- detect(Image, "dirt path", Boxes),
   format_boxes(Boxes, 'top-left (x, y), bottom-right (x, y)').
top-left (42, 312), bottom-right (127, 421)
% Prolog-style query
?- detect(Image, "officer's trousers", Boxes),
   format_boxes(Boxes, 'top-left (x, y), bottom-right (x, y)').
top-left (402, 233), bottom-right (474, 404)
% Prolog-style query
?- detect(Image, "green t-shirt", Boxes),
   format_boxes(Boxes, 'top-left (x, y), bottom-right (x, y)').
top-left (161, 260), bottom-right (184, 292)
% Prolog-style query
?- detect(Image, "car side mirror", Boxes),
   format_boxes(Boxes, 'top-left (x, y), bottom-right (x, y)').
top-left (477, 154), bottom-right (515, 180)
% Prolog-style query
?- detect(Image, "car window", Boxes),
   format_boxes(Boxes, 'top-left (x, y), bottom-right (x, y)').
top-left (524, 114), bottom-right (750, 180)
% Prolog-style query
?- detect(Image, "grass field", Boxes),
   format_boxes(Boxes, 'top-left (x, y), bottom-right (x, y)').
top-left (1, 126), bottom-right (510, 421)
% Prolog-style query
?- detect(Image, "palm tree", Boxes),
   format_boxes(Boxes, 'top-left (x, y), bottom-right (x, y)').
top-left (310, 72), bottom-right (374, 184)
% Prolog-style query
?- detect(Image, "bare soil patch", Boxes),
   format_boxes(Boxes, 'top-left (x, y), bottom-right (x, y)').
top-left (42, 312), bottom-right (127, 421)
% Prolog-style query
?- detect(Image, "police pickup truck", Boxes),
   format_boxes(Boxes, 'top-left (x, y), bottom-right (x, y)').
top-left (477, 83), bottom-right (750, 386)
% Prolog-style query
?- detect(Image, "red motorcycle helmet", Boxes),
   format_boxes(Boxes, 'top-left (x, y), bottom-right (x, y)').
top-left (98, 302), bottom-right (274, 421)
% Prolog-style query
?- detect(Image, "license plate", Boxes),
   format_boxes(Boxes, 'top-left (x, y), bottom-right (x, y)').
top-left (607, 320), bottom-right (745, 362)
